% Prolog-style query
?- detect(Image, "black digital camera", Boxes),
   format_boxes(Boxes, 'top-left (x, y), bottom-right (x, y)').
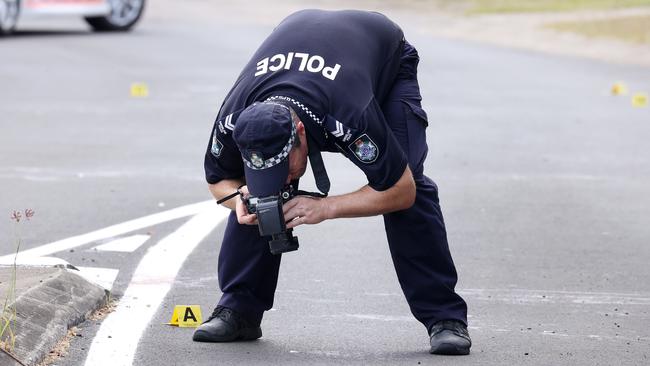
top-left (243, 185), bottom-right (299, 255)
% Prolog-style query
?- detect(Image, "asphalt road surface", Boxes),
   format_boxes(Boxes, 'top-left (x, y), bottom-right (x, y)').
top-left (1, 1), bottom-right (649, 365)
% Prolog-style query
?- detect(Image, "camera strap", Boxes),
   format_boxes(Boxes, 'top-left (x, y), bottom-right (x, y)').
top-left (216, 184), bottom-right (246, 205)
top-left (307, 134), bottom-right (331, 196)
top-left (295, 189), bottom-right (327, 199)
top-left (217, 185), bottom-right (326, 205)
top-left (216, 190), bottom-right (238, 205)
top-left (217, 132), bottom-right (330, 205)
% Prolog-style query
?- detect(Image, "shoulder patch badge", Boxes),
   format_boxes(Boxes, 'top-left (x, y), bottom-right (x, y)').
top-left (348, 134), bottom-right (378, 163)
top-left (211, 133), bottom-right (224, 158)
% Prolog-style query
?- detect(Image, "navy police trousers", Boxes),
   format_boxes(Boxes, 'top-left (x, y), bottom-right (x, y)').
top-left (216, 41), bottom-right (468, 332)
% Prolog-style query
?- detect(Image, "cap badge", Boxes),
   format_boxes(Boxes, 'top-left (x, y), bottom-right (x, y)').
top-left (250, 152), bottom-right (264, 168)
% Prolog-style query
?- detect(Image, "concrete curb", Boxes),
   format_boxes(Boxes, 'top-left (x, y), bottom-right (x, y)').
top-left (0, 265), bottom-right (109, 366)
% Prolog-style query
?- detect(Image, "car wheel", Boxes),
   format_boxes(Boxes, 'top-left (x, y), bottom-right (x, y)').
top-left (85, 0), bottom-right (145, 32)
top-left (0, 0), bottom-right (19, 36)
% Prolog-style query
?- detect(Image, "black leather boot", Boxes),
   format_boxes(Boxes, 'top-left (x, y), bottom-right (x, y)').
top-left (429, 320), bottom-right (472, 355)
top-left (192, 306), bottom-right (262, 342)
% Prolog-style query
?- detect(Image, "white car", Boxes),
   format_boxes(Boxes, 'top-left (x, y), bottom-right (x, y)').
top-left (0, 0), bottom-right (145, 35)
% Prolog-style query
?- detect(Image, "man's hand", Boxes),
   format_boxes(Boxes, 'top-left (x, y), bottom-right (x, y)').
top-left (211, 166), bottom-right (414, 228)
top-left (235, 185), bottom-right (258, 225)
top-left (283, 166), bottom-right (415, 228)
top-left (283, 196), bottom-right (330, 229)
top-left (208, 179), bottom-right (258, 225)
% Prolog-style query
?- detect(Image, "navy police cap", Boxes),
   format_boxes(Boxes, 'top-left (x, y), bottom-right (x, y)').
top-left (233, 102), bottom-right (296, 197)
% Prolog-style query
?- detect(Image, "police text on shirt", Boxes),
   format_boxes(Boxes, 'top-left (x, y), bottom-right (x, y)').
top-left (255, 52), bottom-right (341, 81)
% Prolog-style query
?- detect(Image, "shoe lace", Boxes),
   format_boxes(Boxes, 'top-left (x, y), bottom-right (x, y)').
top-left (205, 306), bottom-right (234, 323)
top-left (204, 306), bottom-right (255, 329)
top-left (430, 320), bottom-right (469, 339)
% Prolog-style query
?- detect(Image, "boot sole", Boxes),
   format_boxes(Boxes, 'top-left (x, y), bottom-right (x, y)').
top-left (192, 327), bottom-right (262, 342)
top-left (430, 342), bottom-right (470, 355)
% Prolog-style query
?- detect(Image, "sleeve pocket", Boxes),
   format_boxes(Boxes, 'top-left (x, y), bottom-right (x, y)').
top-left (402, 100), bottom-right (429, 127)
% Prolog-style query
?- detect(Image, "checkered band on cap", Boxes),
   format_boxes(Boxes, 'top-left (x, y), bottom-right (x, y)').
top-left (242, 117), bottom-right (296, 171)
top-left (265, 95), bottom-right (324, 126)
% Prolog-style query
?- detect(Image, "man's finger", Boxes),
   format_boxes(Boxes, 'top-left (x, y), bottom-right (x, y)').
top-left (283, 207), bottom-right (301, 223)
top-left (286, 216), bottom-right (301, 229)
top-left (240, 213), bottom-right (258, 225)
top-left (282, 198), bottom-right (298, 214)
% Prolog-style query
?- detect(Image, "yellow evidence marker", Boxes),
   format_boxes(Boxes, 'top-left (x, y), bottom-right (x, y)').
top-left (167, 305), bottom-right (202, 327)
top-left (611, 82), bottom-right (628, 96)
top-left (632, 93), bottom-right (648, 108)
top-left (130, 82), bottom-right (150, 98)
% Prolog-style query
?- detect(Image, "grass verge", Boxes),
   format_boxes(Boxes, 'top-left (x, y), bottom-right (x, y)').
top-left (547, 14), bottom-right (650, 44)
top-left (467, 0), bottom-right (650, 13)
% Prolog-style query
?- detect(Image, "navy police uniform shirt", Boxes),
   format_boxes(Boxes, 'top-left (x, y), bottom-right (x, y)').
top-left (205, 9), bottom-right (408, 191)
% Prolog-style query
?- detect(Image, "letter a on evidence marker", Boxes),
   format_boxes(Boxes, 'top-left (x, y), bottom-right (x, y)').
top-left (166, 305), bottom-right (202, 327)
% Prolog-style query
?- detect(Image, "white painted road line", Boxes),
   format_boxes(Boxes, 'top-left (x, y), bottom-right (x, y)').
top-left (91, 234), bottom-right (151, 253)
top-left (75, 267), bottom-right (120, 291)
top-left (0, 200), bottom-right (213, 262)
top-left (83, 203), bottom-right (230, 366)
top-left (0, 256), bottom-right (71, 266)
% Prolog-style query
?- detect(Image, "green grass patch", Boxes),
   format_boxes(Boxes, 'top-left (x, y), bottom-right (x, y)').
top-left (468, 0), bottom-right (650, 13)
top-left (547, 14), bottom-right (650, 44)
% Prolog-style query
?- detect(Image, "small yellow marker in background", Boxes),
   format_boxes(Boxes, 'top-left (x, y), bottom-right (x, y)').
top-left (611, 82), bottom-right (628, 96)
top-left (632, 93), bottom-right (648, 108)
top-left (130, 82), bottom-right (150, 98)
top-left (167, 305), bottom-right (202, 327)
